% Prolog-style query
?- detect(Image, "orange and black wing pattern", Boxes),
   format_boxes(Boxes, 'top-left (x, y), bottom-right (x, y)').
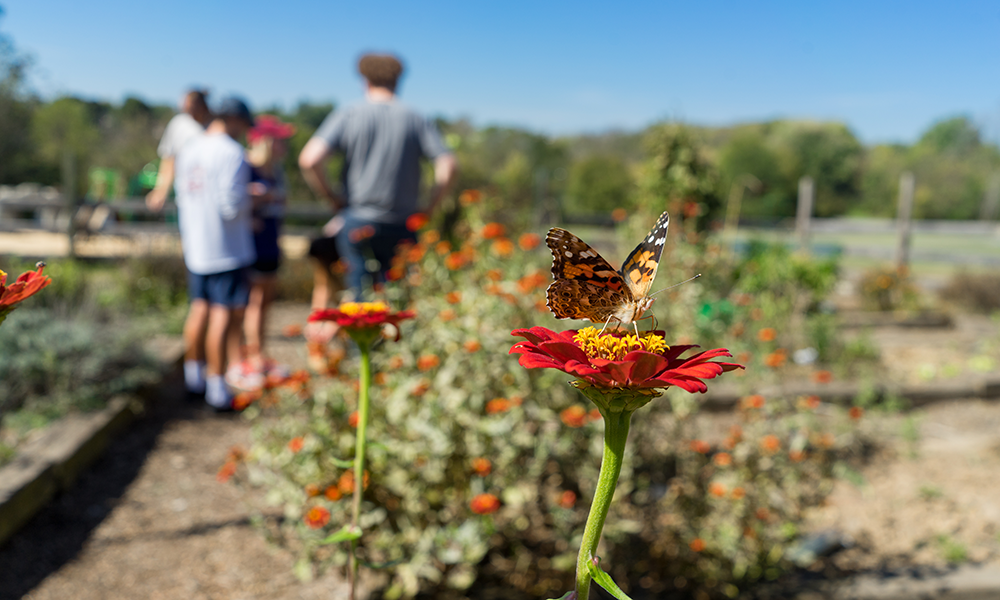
top-left (619, 211), bottom-right (669, 300)
top-left (545, 227), bottom-right (631, 323)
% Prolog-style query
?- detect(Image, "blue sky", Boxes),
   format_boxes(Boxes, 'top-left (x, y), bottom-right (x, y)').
top-left (3, 0), bottom-right (999, 143)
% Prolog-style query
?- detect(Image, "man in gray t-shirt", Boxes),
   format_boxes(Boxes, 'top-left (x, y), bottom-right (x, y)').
top-left (299, 53), bottom-right (457, 300)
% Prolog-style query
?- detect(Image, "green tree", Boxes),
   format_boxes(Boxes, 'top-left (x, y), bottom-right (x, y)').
top-left (32, 96), bottom-right (100, 196)
top-left (636, 123), bottom-right (720, 230)
top-left (772, 121), bottom-right (863, 217)
top-left (0, 7), bottom-right (47, 184)
top-left (717, 127), bottom-right (792, 217)
top-left (564, 154), bottom-right (634, 214)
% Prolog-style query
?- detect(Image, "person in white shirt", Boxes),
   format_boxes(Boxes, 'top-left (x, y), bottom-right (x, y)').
top-left (146, 89), bottom-right (211, 211)
top-left (174, 96), bottom-right (256, 410)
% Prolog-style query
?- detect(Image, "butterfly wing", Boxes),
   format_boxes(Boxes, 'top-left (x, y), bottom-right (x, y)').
top-left (619, 211), bottom-right (669, 299)
top-left (545, 227), bottom-right (632, 323)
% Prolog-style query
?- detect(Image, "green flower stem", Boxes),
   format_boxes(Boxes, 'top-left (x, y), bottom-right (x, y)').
top-left (575, 408), bottom-right (633, 600)
top-left (349, 340), bottom-right (372, 600)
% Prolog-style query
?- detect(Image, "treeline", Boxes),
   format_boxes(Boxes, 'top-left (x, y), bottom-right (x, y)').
top-left (2, 23), bottom-right (997, 221)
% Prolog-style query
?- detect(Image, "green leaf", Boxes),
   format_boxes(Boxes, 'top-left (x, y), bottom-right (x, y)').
top-left (587, 556), bottom-right (634, 600)
top-left (328, 456), bottom-right (355, 469)
top-left (319, 524), bottom-right (362, 545)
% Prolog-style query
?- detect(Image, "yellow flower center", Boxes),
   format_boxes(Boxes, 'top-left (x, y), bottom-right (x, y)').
top-left (339, 301), bottom-right (389, 316)
top-left (574, 327), bottom-right (667, 361)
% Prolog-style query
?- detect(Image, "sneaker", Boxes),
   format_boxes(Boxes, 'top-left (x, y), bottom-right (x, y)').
top-left (225, 360), bottom-right (265, 391)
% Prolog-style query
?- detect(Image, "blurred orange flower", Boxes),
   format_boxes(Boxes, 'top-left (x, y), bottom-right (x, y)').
top-left (412, 379), bottom-right (431, 397)
top-left (689, 440), bottom-right (711, 454)
top-left (288, 437), bottom-right (304, 453)
top-left (471, 457), bottom-right (492, 477)
top-left (560, 405), bottom-right (588, 427)
top-left (486, 269), bottom-right (503, 282)
top-left (611, 208), bottom-right (628, 222)
top-left (486, 398), bottom-right (513, 414)
top-left (445, 252), bottom-right (466, 270)
top-left (741, 394), bottom-right (765, 410)
top-left (337, 469), bottom-right (370, 495)
top-left (760, 435), bottom-right (780, 453)
top-left (709, 482), bottom-right (727, 497)
top-left (764, 349), bottom-right (787, 368)
top-left (849, 406), bottom-right (864, 420)
top-left (558, 490), bottom-right (577, 509)
top-left (417, 354), bottom-right (440, 371)
top-left (348, 411), bottom-right (359, 428)
top-left (712, 452), bottom-right (732, 467)
top-left (731, 487), bottom-right (746, 500)
top-left (491, 238), bottom-right (515, 258)
top-left (481, 222), bottom-right (506, 239)
top-left (439, 308), bottom-right (457, 322)
top-left (470, 493), bottom-right (501, 515)
top-left (304, 506), bottom-right (330, 529)
top-left (789, 449), bottom-right (806, 462)
top-left (757, 327), bottom-right (776, 342)
top-left (463, 339), bottom-right (482, 353)
top-left (813, 370), bottom-right (833, 384)
top-left (388, 355), bottom-right (404, 370)
top-left (518, 232), bottom-right (542, 251)
top-left (435, 240), bottom-right (452, 255)
top-left (459, 189), bottom-right (482, 206)
top-left (406, 243), bottom-right (427, 263)
top-left (324, 485), bottom-right (342, 501)
top-left (689, 538), bottom-right (706, 552)
top-left (216, 461), bottom-right (237, 483)
top-left (305, 483), bottom-right (321, 497)
top-left (445, 291), bottom-right (462, 304)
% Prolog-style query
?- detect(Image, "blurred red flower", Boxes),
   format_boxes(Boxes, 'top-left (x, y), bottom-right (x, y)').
top-left (486, 398), bottom-right (513, 414)
top-left (560, 405), bottom-right (588, 428)
top-left (406, 212), bottom-right (429, 232)
top-left (304, 506), bottom-right (330, 529)
top-left (471, 457), bottom-right (492, 477)
top-left (459, 189), bottom-right (482, 206)
top-left (288, 437), bottom-right (304, 453)
top-left (558, 490), bottom-right (577, 508)
top-left (470, 493), bottom-right (501, 515)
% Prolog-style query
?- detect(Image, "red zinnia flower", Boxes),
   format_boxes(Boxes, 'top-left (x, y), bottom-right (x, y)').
top-left (510, 326), bottom-right (742, 397)
top-left (470, 493), bottom-right (501, 515)
top-left (0, 262), bottom-right (52, 323)
top-left (309, 301), bottom-right (414, 344)
top-left (304, 506), bottom-right (330, 529)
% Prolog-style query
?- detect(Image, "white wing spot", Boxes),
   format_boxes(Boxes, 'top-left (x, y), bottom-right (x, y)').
top-left (564, 250), bottom-right (574, 258)
top-left (580, 250), bottom-right (597, 258)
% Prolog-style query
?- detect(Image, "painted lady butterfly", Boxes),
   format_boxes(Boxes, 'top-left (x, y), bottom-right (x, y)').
top-left (545, 211), bottom-right (669, 327)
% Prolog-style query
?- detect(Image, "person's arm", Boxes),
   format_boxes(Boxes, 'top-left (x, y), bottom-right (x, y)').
top-left (299, 137), bottom-right (346, 211)
top-left (427, 153), bottom-right (457, 214)
top-left (219, 156), bottom-right (251, 221)
top-left (145, 156), bottom-right (175, 211)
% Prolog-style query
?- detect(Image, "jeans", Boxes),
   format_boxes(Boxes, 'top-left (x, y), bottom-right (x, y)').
top-left (336, 213), bottom-right (415, 298)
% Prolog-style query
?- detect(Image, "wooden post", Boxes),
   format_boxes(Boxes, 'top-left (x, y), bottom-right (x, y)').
top-left (62, 149), bottom-right (77, 258)
top-left (980, 174), bottom-right (1000, 222)
top-left (895, 172), bottom-right (915, 271)
top-left (796, 176), bottom-right (814, 254)
top-left (724, 174), bottom-right (760, 246)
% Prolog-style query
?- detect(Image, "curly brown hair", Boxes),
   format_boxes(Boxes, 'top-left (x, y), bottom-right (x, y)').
top-left (357, 53), bottom-right (404, 91)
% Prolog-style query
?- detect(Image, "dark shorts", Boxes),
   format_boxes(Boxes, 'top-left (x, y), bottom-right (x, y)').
top-left (308, 235), bottom-right (341, 267)
top-left (187, 267), bottom-right (251, 308)
top-left (253, 217), bottom-right (281, 274)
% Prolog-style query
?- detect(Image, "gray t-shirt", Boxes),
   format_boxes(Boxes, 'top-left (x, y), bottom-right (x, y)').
top-left (314, 99), bottom-right (450, 224)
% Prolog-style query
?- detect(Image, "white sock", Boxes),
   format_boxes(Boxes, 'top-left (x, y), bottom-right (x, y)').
top-left (184, 360), bottom-right (206, 394)
top-left (205, 375), bottom-right (232, 409)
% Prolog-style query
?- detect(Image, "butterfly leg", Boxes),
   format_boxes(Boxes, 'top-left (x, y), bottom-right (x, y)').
top-left (600, 315), bottom-right (621, 335)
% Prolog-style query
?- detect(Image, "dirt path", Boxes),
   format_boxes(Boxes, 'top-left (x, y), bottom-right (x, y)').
top-left (3, 301), bottom-right (1000, 599)
top-left (0, 303), bottom-right (353, 600)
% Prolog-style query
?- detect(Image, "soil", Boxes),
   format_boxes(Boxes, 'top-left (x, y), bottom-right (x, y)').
top-left (2, 299), bottom-right (1000, 600)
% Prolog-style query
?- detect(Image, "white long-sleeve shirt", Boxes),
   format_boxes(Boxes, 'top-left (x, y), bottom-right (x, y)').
top-left (174, 132), bottom-right (255, 274)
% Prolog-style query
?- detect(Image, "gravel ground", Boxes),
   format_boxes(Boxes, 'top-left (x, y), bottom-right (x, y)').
top-left (3, 301), bottom-right (1000, 599)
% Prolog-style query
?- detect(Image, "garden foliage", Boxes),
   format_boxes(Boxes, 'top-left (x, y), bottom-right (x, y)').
top-left (232, 196), bottom-right (871, 599)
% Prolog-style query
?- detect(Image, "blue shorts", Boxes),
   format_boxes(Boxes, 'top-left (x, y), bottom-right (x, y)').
top-left (187, 267), bottom-right (251, 308)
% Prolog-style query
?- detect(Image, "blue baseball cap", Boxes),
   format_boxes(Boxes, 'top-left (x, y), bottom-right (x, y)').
top-left (213, 95), bottom-right (254, 126)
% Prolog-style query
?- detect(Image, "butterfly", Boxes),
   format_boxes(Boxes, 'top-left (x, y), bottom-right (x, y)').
top-left (545, 211), bottom-right (669, 331)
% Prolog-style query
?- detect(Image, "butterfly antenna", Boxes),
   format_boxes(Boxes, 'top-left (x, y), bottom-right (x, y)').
top-left (649, 274), bottom-right (702, 297)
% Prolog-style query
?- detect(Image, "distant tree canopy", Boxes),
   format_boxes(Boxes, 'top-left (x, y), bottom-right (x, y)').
top-left (1, 5), bottom-right (997, 223)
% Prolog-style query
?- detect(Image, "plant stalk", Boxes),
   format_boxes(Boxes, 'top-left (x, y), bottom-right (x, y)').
top-left (575, 408), bottom-right (632, 600)
top-left (349, 341), bottom-right (372, 600)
